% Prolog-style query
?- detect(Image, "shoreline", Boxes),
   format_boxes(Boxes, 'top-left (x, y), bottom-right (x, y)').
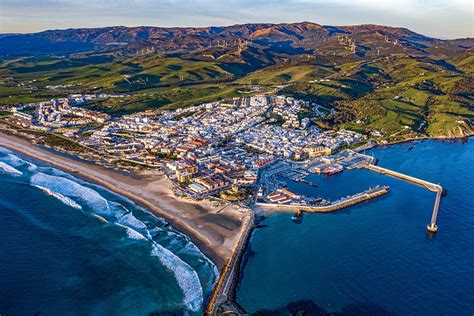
top-left (0, 132), bottom-right (247, 269)
top-left (379, 133), bottom-right (474, 147)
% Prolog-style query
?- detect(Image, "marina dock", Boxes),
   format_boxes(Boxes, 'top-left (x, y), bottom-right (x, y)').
top-left (205, 158), bottom-right (444, 315)
top-left (256, 186), bottom-right (389, 213)
top-left (295, 178), bottom-right (318, 187)
top-left (357, 164), bottom-right (444, 232)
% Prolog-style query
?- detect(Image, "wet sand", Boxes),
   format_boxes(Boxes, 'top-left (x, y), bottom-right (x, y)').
top-left (0, 132), bottom-right (247, 268)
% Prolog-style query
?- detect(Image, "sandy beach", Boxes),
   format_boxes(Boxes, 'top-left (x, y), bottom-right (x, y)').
top-left (0, 132), bottom-right (247, 268)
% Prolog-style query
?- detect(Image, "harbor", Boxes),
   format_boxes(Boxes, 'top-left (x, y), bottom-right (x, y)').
top-left (256, 185), bottom-right (390, 213)
top-left (280, 169), bottom-right (318, 187)
top-left (207, 146), bottom-right (448, 314)
top-left (356, 164), bottom-right (444, 232)
top-left (236, 139), bottom-right (470, 315)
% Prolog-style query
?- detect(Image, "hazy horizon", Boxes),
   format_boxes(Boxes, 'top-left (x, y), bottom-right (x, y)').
top-left (0, 0), bottom-right (473, 39)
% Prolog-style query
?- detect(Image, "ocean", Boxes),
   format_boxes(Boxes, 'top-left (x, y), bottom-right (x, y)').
top-left (237, 138), bottom-right (474, 315)
top-left (0, 147), bottom-right (218, 315)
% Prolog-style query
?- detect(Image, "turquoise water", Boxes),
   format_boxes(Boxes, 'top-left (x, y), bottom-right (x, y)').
top-left (237, 138), bottom-right (474, 315)
top-left (0, 147), bottom-right (217, 315)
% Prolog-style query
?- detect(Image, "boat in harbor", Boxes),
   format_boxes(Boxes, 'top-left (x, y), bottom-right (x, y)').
top-left (323, 165), bottom-right (344, 176)
top-left (295, 178), bottom-right (318, 187)
top-left (291, 210), bottom-right (303, 223)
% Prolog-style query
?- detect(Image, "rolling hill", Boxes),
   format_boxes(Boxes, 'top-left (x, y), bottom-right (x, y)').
top-left (0, 22), bottom-right (472, 140)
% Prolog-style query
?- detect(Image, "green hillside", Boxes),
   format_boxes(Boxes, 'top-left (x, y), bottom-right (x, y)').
top-left (0, 54), bottom-right (242, 113)
top-left (0, 36), bottom-right (472, 139)
top-left (87, 84), bottom-right (242, 115)
top-left (330, 56), bottom-right (474, 139)
top-left (0, 54), bottom-right (233, 91)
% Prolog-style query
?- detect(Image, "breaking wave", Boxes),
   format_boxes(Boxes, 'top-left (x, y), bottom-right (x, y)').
top-left (151, 243), bottom-right (204, 312)
top-left (0, 161), bottom-right (23, 176)
top-left (28, 171), bottom-right (208, 312)
top-left (125, 227), bottom-right (148, 240)
top-left (92, 214), bottom-right (109, 224)
top-left (0, 147), bottom-right (12, 154)
top-left (117, 212), bottom-right (152, 239)
top-left (34, 185), bottom-right (82, 210)
top-left (30, 173), bottom-right (111, 215)
top-left (114, 207), bottom-right (206, 310)
top-left (4, 153), bottom-right (37, 171)
top-left (0, 147), bottom-right (216, 313)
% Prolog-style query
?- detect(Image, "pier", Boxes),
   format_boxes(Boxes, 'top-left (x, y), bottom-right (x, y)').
top-left (256, 186), bottom-right (389, 213)
top-left (205, 212), bottom-right (254, 315)
top-left (358, 164), bottom-right (443, 232)
top-left (295, 178), bottom-right (318, 187)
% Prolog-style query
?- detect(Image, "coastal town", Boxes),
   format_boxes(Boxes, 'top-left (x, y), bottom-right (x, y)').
top-left (6, 93), bottom-right (377, 208)
top-left (1, 5), bottom-right (471, 315)
top-left (2, 91), bottom-right (447, 316)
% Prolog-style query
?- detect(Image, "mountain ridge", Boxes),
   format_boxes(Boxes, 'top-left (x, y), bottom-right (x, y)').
top-left (1, 22), bottom-right (472, 140)
top-left (1, 21), bottom-right (472, 57)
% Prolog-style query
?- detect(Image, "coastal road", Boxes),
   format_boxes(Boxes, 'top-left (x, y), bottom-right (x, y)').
top-left (206, 211), bottom-right (254, 315)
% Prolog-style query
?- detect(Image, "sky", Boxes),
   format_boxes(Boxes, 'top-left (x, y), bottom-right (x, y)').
top-left (0, 0), bottom-right (472, 39)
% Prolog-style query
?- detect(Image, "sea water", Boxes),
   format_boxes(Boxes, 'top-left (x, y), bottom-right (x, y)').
top-left (237, 138), bottom-right (474, 315)
top-left (0, 147), bottom-right (218, 315)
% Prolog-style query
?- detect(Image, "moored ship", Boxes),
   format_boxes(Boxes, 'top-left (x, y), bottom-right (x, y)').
top-left (323, 165), bottom-right (344, 176)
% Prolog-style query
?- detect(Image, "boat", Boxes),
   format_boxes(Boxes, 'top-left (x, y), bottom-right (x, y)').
top-left (257, 186), bottom-right (264, 197)
top-left (300, 179), bottom-right (318, 187)
top-left (291, 210), bottom-right (303, 223)
top-left (323, 165), bottom-right (344, 176)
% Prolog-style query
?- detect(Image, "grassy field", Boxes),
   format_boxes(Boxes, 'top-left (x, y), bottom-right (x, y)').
top-left (87, 84), bottom-right (243, 114)
top-left (237, 63), bottom-right (336, 85)
top-left (334, 56), bottom-right (473, 138)
top-left (0, 54), bottom-right (244, 113)
top-left (0, 51), bottom-right (472, 139)
top-left (0, 54), bottom-right (234, 92)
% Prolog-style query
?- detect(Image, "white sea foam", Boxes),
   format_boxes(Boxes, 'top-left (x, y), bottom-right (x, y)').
top-left (28, 168), bottom-right (210, 312)
top-left (108, 201), bottom-right (132, 220)
top-left (92, 214), bottom-right (109, 223)
top-left (117, 212), bottom-right (152, 239)
top-left (115, 222), bottom-right (146, 240)
top-left (170, 234), bottom-right (220, 290)
top-left (121, 199), bottom-right (219, 295)
top-left (164, 230), bottom-right (219, 277)
top-left (176, 239), bottom-right (203, 257)
top-left (0, 161), bottom-right (23, 176)
top-left (167, 237), bottom-right (182, 249)
top-left (112, 210), bottom-right (204, 310)
top-left (125, 227), bottom-right (147, 240)
top-left (4, 153), bottom-right (37, 171)
top-left (147, 227), bottom-right (162, 236)
top-left (151, 243), bottom-right (204, 312)
top-left (3, 154), bottom-right (25, 166)
top-left (30, 173), bottom-right (111, 214)
top-left (112, 207), bottom-right (206, 310)
top-left (34, 185), bottom-right (82, 210)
